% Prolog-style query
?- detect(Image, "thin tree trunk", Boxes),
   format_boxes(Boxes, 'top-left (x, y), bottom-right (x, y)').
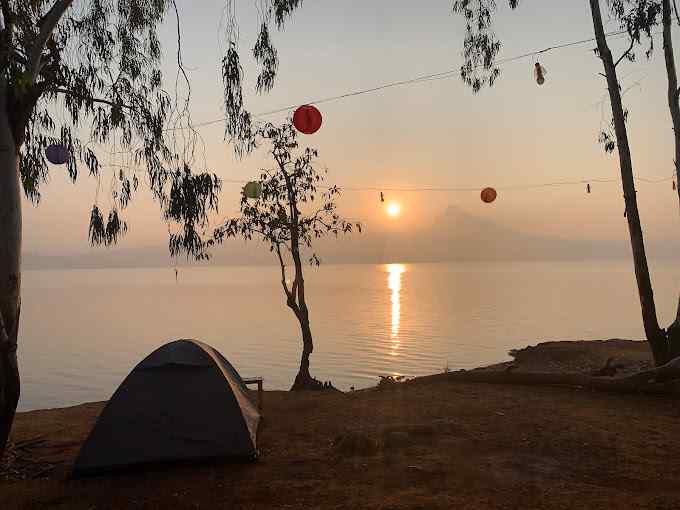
top-left (663, 0), bottom-right (680, 207)
top-left (661, 0), bottom-right (680, 357)
top-left (0, 81), bottom-right (22, 459)
top-left (289, 252), bottom-right (320, 390)
top-left (589, 0), bottom-right (668, 365)
top-left (277, 161), bottom-right (321, 391)
top-left (291, 307), bottom-right (316, 390)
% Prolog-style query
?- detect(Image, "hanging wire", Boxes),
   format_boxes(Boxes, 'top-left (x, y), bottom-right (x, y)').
top-left (165, 29), bottom-right (632, 132)
top-left (214, 174), bottom-right (675, 193)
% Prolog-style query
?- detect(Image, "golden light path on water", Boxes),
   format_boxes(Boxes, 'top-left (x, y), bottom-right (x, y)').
top-left (387, 264), bottom-right (406, 357)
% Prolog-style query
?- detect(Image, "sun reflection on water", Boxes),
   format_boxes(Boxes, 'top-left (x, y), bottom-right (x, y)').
top-left (387, 264), bottom-right (405, 356)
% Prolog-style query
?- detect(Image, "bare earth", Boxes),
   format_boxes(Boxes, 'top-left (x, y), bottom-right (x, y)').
top-left (3, 339), bottom-right (680, 509)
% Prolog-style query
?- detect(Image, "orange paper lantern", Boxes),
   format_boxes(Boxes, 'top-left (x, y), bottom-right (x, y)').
top-left (481, 187), bottom-right (497, 203)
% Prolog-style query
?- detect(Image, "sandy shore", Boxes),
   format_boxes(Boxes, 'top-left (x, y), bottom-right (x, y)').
top-left (3, 339), bottom-right (679, 509)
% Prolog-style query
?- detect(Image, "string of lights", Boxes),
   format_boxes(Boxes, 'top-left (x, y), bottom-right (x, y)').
top-left (108, 29), bottom-right (679, 197)
top-left (215, 174), bottom-right (676, 193)
top-left (100, 163), bottom-right (676, 195)
top-left (166, 28), bottom-right (631, 132)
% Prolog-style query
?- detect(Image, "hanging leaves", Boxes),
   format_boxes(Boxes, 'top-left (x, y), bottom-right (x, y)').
top-left (10, 0), bottom-right (225, 260)
top-left (88, 206), bottom-right (128, 247)
top-left (451, 0), bottom-right (521, 93)
top-left (253, 22), bottom-right (279, 93)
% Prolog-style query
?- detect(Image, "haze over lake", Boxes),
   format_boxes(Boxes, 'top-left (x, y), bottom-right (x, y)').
top-left (18, 259), bottom-right (680, 411)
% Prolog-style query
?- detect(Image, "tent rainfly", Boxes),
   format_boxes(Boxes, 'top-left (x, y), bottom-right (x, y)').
top-left (72, 339), bottom-right (260, 477)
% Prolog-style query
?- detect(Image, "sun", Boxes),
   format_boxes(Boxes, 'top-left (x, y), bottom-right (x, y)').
top-left (386, 202), bottom-right (401, 218)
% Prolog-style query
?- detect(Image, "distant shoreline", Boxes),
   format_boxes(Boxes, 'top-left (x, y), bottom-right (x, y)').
top-left (22, 255), bottom-right (680, 272)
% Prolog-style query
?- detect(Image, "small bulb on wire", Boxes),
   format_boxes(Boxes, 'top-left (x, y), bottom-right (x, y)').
top-left (534, 62), bottom-right (547, 85)
top-left (586, 183), bottom-right (591, 194)
top-left (380, 192), bottom-right (385, 203)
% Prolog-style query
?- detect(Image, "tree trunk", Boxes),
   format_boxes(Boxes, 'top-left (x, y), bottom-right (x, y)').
top-left (662, 0), bottom-right (680, 208)
top-left (589, 0), bottom-right (668, 365)
top-left (0, 85), bottom-right (22, 460)
top-left (661, 0), bottom-right (680, 356)
top-left (289, 257), bottom-right (321, 390)
top-left (291, 308), bottom-right (319, 390)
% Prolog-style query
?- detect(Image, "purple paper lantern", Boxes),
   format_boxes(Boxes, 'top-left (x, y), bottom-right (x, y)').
top-left (45, 144), bottom-right (69, 165)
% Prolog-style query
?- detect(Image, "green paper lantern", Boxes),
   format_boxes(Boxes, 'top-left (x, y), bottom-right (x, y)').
top-left (243, 181), bottom-right (262, 199)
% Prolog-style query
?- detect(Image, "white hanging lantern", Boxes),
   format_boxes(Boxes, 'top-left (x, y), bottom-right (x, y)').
top-left (243, 181), bottom-right (262, 199)
top-left (45, 143), bottom-right (69, 165)
top-left (534, 62), bottom-right (547, 86)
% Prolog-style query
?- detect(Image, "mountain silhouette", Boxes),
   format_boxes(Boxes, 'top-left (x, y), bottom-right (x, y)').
top-left (24, 205), bottom-right (677, 269)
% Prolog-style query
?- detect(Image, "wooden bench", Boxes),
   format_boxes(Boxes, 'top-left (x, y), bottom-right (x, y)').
top-left (243, 377), bottom-right (264, 413)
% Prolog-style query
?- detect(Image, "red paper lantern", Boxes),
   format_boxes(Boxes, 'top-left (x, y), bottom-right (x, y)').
top-left (45, 143), bottom-right (69, 165)
top-left (480, 187), bottom-right (497, 203)
top-left (293, 105), bottom-right (322, 135)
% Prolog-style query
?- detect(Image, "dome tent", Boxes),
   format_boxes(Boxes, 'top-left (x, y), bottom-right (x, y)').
top-left (72, 339), bottom-right (260, 477)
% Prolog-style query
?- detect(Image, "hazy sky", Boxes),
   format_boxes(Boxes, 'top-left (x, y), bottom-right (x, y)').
top-left (24, 1), bottom-right (680, 260)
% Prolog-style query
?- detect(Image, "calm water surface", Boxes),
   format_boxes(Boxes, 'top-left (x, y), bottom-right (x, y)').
top-left (18, 260), bottom-right (680, 411)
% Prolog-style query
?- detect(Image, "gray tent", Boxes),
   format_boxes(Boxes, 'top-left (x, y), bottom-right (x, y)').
top-left (72, 339), bottom-right (260, 477)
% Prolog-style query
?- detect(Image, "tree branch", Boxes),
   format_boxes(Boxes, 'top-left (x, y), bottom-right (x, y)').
top-left (53, 88), bottom-right (134, 111)
top-left (674, 0), bottom-right (680, 25)
top-left (614, 34), bottom-right (635, 68)
top-left (29, 0), bottom-right (74, 83)
top-left (275, 243), bottom-right (292, 300)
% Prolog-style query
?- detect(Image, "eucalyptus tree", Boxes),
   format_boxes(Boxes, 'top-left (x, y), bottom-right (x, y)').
top-left (0, 0), bottom-right (304, 460)
top-left (211, 122), bottom-right (361, 390)
top-left (451, 0), bottom-right (680, 365)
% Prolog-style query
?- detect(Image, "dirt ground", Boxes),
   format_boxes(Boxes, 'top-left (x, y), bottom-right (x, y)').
top-left (3, 339), bottom-right (680, 509)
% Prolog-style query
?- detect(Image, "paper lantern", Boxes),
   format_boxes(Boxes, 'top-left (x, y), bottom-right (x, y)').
top-left (293, 105), bottom-right (322, 135)
top-left (480, 187), bottom-right (497, 203)
top-left (243, 181), bottom-right (262, 199)
top-left (534, 62), bottom-right (546, 86)
top-left (45, 143), bottom-right (69, 165)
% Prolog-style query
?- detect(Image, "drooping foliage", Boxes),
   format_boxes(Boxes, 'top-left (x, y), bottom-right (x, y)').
top-left (0, 0), bottom-right (224, 258)
top-left (221, 0), bottom-right (304, 156)
top-left (451, 0), bottom-right (520, 93)
top-left (1, 0), bottom-right (305, 258)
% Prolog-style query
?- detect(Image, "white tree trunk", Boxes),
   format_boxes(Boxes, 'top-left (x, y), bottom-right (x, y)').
top-left (0, 84), bottom-right (22, 458)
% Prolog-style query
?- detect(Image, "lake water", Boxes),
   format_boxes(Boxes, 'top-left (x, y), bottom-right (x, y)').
top-left (17, 260), bottom-right (680, 411)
